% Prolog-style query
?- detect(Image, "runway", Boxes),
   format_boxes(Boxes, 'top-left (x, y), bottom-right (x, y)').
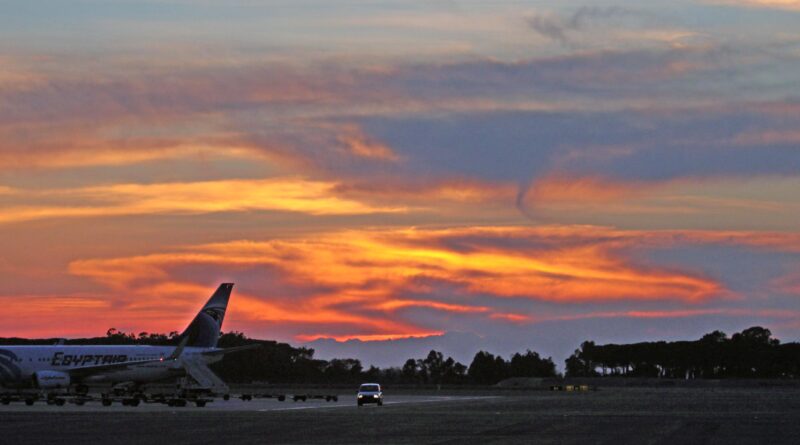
top-left (0, 394), bottom-right (498, 413)
top-left (2, 388), bottom-right (799, 444)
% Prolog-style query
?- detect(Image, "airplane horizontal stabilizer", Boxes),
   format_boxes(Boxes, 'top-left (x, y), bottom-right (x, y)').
top-left (200, 344), bottom-right (261, 356)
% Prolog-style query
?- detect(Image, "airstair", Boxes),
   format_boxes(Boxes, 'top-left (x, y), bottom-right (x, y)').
top-left (180, 359), bottom-right (229, 395)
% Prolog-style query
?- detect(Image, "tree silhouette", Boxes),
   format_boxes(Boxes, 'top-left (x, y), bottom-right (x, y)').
top-left (565, 326), bottom-right (799, 379)
top-left (509, 350), bottom-right (557, 378)
top-left (4, 326), bottom-right (796, 384)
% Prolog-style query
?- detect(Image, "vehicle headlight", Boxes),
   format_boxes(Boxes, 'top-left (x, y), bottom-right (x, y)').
top-left (358, 394), bottom-right (363, 398)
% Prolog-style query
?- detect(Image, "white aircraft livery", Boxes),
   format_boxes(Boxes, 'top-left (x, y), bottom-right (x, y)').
top-left (0, 283), bottom-right (251, 393)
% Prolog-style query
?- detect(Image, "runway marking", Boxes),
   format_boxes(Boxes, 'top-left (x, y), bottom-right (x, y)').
top-left (259, 404), bottom-right (353, 412)
top-left (384, 396), bottom-right (499, 405)
top-left (257, 396), bottom-right (500, 412)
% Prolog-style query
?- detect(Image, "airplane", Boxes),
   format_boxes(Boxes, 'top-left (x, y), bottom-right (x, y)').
top-left (0, 283), bottom-right (254, 397)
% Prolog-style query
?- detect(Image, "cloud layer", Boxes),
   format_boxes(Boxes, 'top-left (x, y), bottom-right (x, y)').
top-left (1, 0), bottom-right (799, 364)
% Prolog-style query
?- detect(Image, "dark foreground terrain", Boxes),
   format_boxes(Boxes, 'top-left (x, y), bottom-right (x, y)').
top-left (1, 387), bottom-right (799, 444)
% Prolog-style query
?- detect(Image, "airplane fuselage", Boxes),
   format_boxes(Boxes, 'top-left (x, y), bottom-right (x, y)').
top-left (0, 283), bottom-right (238, 392)
top-left (0, 345), bottom-right (222, 387)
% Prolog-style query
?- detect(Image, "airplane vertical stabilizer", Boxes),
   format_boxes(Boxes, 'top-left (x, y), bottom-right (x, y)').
top-left (179, 283), bottom-right (233, 348)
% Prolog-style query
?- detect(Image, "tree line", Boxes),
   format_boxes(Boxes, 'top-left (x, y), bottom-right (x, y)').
top-left (2, 325), bottom-right (798, 384)
top-left (214, 332), bottom-right (558, 384)
top-left (565, 326), bottom-right (800, 379)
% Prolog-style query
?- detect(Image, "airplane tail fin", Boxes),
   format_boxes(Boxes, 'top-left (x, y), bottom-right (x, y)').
top-left (179, 283), bottom-right (233, 348)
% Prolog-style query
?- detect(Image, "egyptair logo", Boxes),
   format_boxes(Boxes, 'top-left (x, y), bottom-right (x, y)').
top-left (0, 349), bottom-right (21, 382)
top-left (203, 307), bottom-right (225, 323)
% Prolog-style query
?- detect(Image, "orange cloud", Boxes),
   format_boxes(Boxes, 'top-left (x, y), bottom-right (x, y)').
top-left (0, 178), bottom-right (406, 224)
top-left (661, 231), bottom-right (800, 253)
top-left (332, 177), bottom-right (517, 211)
top-left (0, 112), bottom-right (277, 171)
top-left (11, 224), bottom-right (800, 341)
top-left (295, 332), bottom-right (445, 342)
top-left (521, 174), bottom-right (800, 230)
top-left (705, 0), bottom-right (800, 11)
top-left (0, 56), bottom-right (399, 176)
top-left (62, 225), bottom-right (729, 341)
top-left (374, 300), bottom-right (491, 314)
top-left (576, 309), bottom-right (730, 320)
top-left (1, 46), bottom-right (748, 178)
top-left (526, 175), bottom-right (651, 203)
top-left (0, 139), bottom-right (264, 171)
top-left (68, 227), bottom-right (724, 306)
top-left (0, 288), bottom-right (199, 339)
top-left (489, 313), bottom-right (533, 323)
top-left (553, 308), bottom-right (800, 322)
top-left (0, 295), bottom-right (113, 338)
top-left (336, 124), bottom-right (400, 161)
top-left (0, 56), bottom-right (48, 90)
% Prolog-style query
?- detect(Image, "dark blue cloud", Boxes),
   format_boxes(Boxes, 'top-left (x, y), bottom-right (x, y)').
top-left (360, 102), bottom-right (800, 183)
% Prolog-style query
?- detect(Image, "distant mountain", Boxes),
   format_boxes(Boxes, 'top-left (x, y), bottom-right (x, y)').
top-left (305, 332), bottom-right (491, 368)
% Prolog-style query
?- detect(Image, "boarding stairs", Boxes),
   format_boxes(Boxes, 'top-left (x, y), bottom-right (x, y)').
top-left (180, 359), bottom-right (229, 395)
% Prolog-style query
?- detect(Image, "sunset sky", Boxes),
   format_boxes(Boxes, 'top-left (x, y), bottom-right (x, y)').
top-left (1, 0), bottom-right (800, 366)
